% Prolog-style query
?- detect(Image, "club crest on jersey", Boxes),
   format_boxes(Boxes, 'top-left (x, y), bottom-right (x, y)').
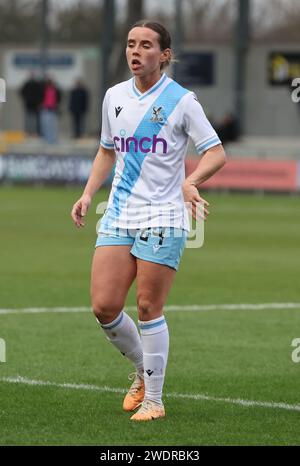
top-left (150, 106), bottom-right (164, 123)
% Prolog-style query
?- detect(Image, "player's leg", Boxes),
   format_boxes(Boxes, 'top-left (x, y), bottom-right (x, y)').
top-left (91, 245), bottom-right (144, 392)
top-left (129, 227), bottom-right (186, 421)
top-left (91, 245), bottom-right (136, 321)
top-left (131, 259), bottom-right (176, 420)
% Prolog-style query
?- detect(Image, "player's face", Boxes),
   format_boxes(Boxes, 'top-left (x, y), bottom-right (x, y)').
top-left (126, 27), bottom-right (169, 78)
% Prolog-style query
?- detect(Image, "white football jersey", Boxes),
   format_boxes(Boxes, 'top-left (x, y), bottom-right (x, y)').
top-left (99, 73), bottom-right (221, 232)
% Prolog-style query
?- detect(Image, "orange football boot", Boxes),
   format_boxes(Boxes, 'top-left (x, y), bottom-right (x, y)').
top-left (130, 399), bottom-right (165, 421)
top-left (123, 372), bottom-right (145, 412)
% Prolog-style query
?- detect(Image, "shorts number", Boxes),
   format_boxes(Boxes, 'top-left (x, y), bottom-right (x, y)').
top-left (140, 228), bottom-right (151, 242)
top-left (153, 227), bottom-right (166, 245)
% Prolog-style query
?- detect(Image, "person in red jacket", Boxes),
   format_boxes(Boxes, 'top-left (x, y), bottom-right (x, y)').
top-left (40, 77), bottom-right (61, 144)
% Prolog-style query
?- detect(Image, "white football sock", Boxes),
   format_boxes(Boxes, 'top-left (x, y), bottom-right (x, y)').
top-left (97, 311), bottom-right (144, 376)
top-left (139, 316), bottom-right (169, 406)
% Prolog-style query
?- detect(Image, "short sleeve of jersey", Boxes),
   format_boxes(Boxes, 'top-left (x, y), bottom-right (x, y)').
top-left (183, 92), bottom-right (221, 156)
top-left (100, 90), bottom-right (114, 150)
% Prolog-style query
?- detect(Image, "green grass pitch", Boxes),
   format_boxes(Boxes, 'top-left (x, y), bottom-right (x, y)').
top-left (0, 186), bottom-right (300, 445)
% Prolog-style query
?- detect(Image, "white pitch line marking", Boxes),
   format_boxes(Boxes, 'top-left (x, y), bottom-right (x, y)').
top-left (0, 303), bottom-right (300, 315)
top-left (0, 375), bottom-right (300, 413)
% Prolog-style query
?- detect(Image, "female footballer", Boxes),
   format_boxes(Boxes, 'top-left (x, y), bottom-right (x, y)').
top-left (71, 20), bottom-right (226, 421)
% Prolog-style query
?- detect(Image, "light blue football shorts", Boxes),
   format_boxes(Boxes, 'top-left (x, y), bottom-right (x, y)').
top-left (95, 227), bottom-right (188, 271)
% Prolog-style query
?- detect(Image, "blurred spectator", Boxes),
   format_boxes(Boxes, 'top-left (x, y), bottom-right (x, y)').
top-left (69, 79), bottom-right (89, 139)
top-left (19, 72), bottom-right (43, 136)
top-left (40, 77), bottom-right (62, 144)
top-left (215, 113), bottom-right (240, 144)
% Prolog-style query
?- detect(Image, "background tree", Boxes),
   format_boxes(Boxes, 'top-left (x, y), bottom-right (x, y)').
top-left (0, 0), bottom-right (40, 43)
top-left (1, 0), bottom-right (300, 45)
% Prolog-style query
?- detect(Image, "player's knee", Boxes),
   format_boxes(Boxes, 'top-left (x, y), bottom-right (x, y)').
top-left (92, 298), bottom-right (123, 322)
top-left (137, 297), bottom-right (163, 321)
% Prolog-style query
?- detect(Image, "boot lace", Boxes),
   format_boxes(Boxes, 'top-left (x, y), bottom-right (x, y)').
top-left (137, 399), bottom-right (160, 414)
top-left (127, 372), bottom-right (143, 395)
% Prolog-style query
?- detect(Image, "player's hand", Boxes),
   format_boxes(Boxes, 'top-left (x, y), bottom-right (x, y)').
top-left (182, 180), bottom-right (209, 221)
top-left (71, 194), bottom-right (91, 228)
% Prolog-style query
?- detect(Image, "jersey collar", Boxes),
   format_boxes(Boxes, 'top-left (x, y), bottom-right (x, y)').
top-left (131, 73), bottom-right (168, 101)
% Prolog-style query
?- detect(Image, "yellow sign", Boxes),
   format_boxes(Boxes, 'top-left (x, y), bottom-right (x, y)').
top-left (269, 53), bottom-right (300, 85)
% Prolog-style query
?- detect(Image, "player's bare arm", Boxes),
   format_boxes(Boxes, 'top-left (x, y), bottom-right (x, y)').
top-left (182, 144), bottom-right (226, 220)
top-left (71, 146), bottom-right (115, 228)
